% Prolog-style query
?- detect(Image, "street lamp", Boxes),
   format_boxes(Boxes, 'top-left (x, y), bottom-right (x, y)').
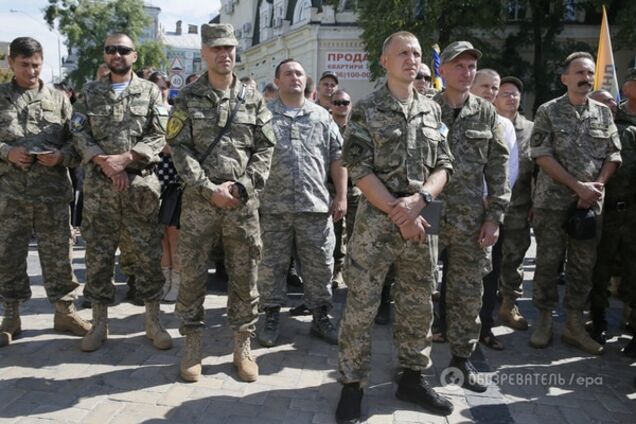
top-left (10, 9), bottom-right (63, 81)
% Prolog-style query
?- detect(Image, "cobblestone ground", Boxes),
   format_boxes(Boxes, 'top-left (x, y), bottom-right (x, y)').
top-left (0, 237), bottom-right (634, 423)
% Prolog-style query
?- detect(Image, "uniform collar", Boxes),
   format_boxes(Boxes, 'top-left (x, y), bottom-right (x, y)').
top-left (374, 84), bottom-right (432, 120)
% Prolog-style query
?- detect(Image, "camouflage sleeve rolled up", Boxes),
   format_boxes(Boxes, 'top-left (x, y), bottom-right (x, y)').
top-left (328, 118), bottom-right (343, 162)
top-left (169, 94), bottom-right (219, 201)
top-left (431, 106), bottom-right (454, 178)
top-left (605, 120), bottom-right (622, 165)
top-left (484, 115), bottom-right (511, 224)
top-left (131, 84), bottom-right (167, 166)
top-left (59, 95), bottom-right (80, 168)
top-left (342, 104), bottom-right (373, 183)
top-left (234, 96), bottom-right (277, 200)
top-left (529, 105), bottom-right (554, 159)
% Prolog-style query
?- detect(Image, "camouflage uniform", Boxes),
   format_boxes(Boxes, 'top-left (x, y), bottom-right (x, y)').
top-left (0, 80), bottom-right (79, 303)
top-left (170, 74), bottom-right (275, 333)
top-left (530, 95), bottom-right (621, 312)
top-left (258, 99), bottom-right (341, 310)
top-left (591, 103), bottom-right (636, 319)
top-left (338, 85), bottom-right (453, 383)
top-left (499, 113), bottom-right (534, 299)
top-left (434, 92), bottom-right (510, 359)
top-left (73, 74), bottom-right (167, 304)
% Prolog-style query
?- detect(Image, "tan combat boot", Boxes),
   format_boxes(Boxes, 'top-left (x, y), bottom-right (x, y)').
top-left (0, 302), bottom-right (21, 347)
top-left (499, 297), bottom-right (529, 330)
top-left (145, 301), bottom-right (172, 350)
top-left (53, 300), bottom-right (92, 336)
top-left (529, 309), bottom-right (552, 348)
top-left (81, 303), bottom-right (108, 352)
top-left (233, 331), bottom-right (258, 382)
top-left (180, 330), bottom-right (203, 382)
top-left (562, 309), bottom-right (604, 355)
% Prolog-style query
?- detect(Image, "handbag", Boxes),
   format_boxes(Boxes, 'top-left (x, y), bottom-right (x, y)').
top-left (159, 83), bottom-right (247, 226)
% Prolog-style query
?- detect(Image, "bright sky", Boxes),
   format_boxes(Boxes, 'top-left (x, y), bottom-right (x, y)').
top-left (0, 0), bottom-right (221, 83)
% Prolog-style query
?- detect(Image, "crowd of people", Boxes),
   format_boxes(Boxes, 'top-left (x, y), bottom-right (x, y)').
top-left (1, 21), bottom-right (635, 424)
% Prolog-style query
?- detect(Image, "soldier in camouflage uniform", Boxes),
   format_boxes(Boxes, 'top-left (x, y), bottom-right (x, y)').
top-left (494, 76), bottom-right (534, 331)
top-left (433, 41), bottom-right (510, 392)
top-left (0, 37), bottom-right (91, 347)
top-left (72, 33), bottom-right (171, 353)
top-left (529, 52), bottom-right (621, 355)
top-left (169, 24), bottom-right (276, 383)
top-left (589, 69), bottom-right (636, 353)
top-left (256, 59), bottom-right (346, 348)
top-left (336, 32), bottom-right (454, 423)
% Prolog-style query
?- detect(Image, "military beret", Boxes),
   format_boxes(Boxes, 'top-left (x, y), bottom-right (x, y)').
top-left (440, 41), bottom-right (482, 64)
top-left (201, 23), bottom-right (238, 47)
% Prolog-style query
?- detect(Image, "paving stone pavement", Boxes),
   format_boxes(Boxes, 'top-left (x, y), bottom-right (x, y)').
top-left (0, 237), bottom-right (635, 423)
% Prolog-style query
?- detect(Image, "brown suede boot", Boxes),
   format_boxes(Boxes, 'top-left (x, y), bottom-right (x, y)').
top-left (0, 302), bottom-right (21, 347)
top-left (54, 300), bottom-right (92, 336)
top-left (498, 297), bottom-right (528, 330)
top-left (233, 331), bottom-right (258, 382)
top-left (80, 303), bottom-right (108, 352)
top-left (562, 309), bottom-right (604, 355)
top-left (530, 309), bottom-right (552, 348)
top-left (145, 301), bottom-right (172, 350)
top-left (180, 330), bottom-right (202, 382)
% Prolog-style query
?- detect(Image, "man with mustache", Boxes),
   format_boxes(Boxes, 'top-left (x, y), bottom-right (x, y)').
top-left (72, 33), bottom-right (171, 353)
top-left (529, 52), bottom-right (621, 355)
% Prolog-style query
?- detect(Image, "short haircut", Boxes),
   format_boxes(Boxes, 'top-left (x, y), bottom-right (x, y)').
top-left (589, 89), bottom-right (612, 100)
top-left (148, 71), bottom-right (170, 90)
top-left (475, 68), bottom-right (500, 81)
top-left (105, 32), bottom-right (135, 49)
top-left (304, 76), bottom-right (315, 97)
top-left (275, 58), bottom-right (302, 79)
top-left (331, 89), bottom-right (350, 100)
top-left (382, 31), bottom-right (418, 55)
top-left (185, 73), bottom-right (199, 85)
top-left (563, 51), bottom-right (594, 74)
top-left (240, 76), bottom-right (256, 84)
top-left (9, 37), bottom-right (43, 59)
top-left (263, 82), bottom-right (278, 93)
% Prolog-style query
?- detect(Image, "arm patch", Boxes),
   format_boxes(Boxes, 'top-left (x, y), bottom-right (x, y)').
top-left (166, 109), bottom-right (188, 140)
top-left (69, 112), bottom-right (87, 134)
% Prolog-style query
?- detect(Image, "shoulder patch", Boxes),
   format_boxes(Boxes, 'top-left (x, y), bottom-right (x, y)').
top-left (69, 112), bottom-right (87, 134)
top-left (166, 109), bottom-right (188, 140)
top-left (531, 132), bottom-right (545, 147)
top-left (348, 122), bottom-right (372, 143)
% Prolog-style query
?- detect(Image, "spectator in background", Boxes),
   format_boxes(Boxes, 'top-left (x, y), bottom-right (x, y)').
top-left (185, 73), bottom-right (199, 85)
top-left (317, 71), bottom-right (338, 109)
top-left (263, 82), bottom-right (278, 103)
top-left (304, 76), bottom-right (316, 101)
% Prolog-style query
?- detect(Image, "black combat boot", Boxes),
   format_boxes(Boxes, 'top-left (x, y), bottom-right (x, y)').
top-left (448, 356), bottom-right (488, 393)
top-left (375, 284), bottom-right (391, 325)
top-left (257, 307), bottom-right (280, 347)
top-left (311, 305), bottom-right (338, 345)
top-left (335, 382), bottom-right (363, 424)
top-left (396, 368), bottom-right (453, 415)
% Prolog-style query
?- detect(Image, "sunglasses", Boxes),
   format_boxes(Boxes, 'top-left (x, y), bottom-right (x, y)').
top-left (104, 45), bottom-right (135, 56)
top-left (416, 74), bottom-right (432, 82)
top-left (332, 100), bottom-right (351, 106)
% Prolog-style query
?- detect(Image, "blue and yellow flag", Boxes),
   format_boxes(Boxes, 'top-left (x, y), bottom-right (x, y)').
top-left (594, 5), bottom-right (620, 101)
top-left (432, 44), bottom-right (443, 90)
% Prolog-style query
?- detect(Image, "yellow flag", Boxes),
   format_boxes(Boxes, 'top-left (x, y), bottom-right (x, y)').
top-left (594, 5), bottom-right (620, 101)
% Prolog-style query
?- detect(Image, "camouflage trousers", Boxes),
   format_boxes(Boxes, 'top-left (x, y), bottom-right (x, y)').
top-left (82, 171), bottom-right (163, 304)
top-left (591, 207), bottom-right (636, 312)
top-left (176, 187), bottom-right (261, 334)
top-left (258, 212), bottom-right (334, 310)
top-left (0, 198), bottom-right (78, 303)
top-left (499, 205), bottom-right (532, 300)
top-left (333, 193), bottom-right (362, 276)
top-left (338, 198), bottom-right (435, 384)
top-left (533, 208), bottom-right (601, 311)
top-left (439, 211), bottom-right (491, 359)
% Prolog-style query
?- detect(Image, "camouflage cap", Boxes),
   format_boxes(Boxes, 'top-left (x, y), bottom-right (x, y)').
top-left (500, 76), bottom-right (524, 93)
top-left (440, 41), bottom-right (482, 64)
top-left (624, 67), bottom-right (636, 83)
top-left (201, 23), bottom-right (238, 47)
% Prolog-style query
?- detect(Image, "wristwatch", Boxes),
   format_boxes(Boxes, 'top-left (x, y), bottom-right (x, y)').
top-left (419, 189), bottom-right (433, 206)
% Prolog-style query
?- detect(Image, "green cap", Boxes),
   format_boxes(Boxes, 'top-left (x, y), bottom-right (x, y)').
top-left (201, 23), bottom-right (238, 47)
top-left (440, 41), bottom-right (482, 64)
top-left (624, 67), bottom-right (636, 83)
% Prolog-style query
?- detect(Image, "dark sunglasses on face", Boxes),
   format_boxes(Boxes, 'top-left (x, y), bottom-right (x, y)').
top-left (416, 73), bottom-right (432, 82)
top-left (332, 100), bottom-right (351, 106)
top-left (104, 45), bottom-right (135, 56)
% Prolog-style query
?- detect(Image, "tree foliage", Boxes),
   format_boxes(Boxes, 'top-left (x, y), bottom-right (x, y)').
top-left (0, 68), bottom-right (13, 84)
top-left (44, 0), bottom-right (167, 88)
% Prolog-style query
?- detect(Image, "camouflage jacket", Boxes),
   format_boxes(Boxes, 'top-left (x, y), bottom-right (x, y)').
top-left (0, 79), bottom-right (76, 202)
top-left (509, 113), bottom-right (534, 209)
top-left (604, 102), bottom-right (636, 204)
top-left (343, 85), bottom-right (453, 197)
top-left (530, 94), bottom-right (621, 211)
top-left (72, 73), bottom-right (167, 172)
top-left (261, 98), bottom-right (342, 213)
top-left (168, 73), bottom-right (276, 208)
top-left (434, 92), bottom-right (510, 225)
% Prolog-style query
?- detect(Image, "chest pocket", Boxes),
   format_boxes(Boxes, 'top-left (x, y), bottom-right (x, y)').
top-left (128, 104), bottom-right (148, 137)
top-left (587, 124), bottom-right (610, 159)
top-left (463, 124), bottom-right (491, 163)
top-left (231, 104), bottom-right (256, 147)
top-left (41, 100), bottom-right (61, 125)
top-left (420, 121), bottom-right (442, 168)
top-left (87, 104), bottom-right (112, 140)
top-left (190, 107), bottom-right (217, 149)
